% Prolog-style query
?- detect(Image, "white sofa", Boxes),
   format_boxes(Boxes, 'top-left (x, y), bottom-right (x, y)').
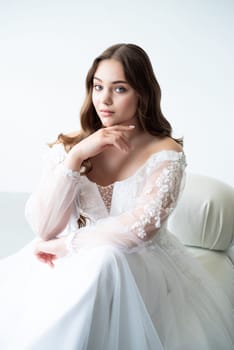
top-left (168, 173), bottom-right (234, 307)
top-left (0, 173), bottom-right (233, 306)
top-left (0, 192), bottom-right (34, 258)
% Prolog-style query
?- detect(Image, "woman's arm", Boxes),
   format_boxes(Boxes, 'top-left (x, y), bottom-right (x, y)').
top-left (25, 144), bottom-right (82, 240)
top-left (35, 152), bottom-right (186, 266)
top-left (26, 125), bottom-right (134, 240)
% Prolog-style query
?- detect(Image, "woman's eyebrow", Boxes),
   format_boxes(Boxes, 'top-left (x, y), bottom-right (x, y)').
top-left (93, 76), bottom-right (128, 84)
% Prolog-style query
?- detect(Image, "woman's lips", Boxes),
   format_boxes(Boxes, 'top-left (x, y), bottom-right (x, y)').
top-left (99, 110), bottom-right (114, 117)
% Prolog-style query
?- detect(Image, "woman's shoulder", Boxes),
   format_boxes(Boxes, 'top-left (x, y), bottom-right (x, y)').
top-left (147, 136), bottom-right (183, 156)
top-left (142, 137), bottom-right (186, 176)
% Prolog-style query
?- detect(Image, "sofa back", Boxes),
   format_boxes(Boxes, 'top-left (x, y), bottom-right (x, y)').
top-left (0, 192), bottom-right (34, 258)
top-left (168, 173), bottom-right (234, 251)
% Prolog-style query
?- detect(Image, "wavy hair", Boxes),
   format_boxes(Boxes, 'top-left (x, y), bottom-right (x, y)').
top-left (58, 43), bottom-right (182, 148)
top-left (56, 43), bottom-right (183, 227)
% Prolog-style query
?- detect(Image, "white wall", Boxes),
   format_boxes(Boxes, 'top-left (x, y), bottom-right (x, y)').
top-left (0, 0), bottom-right (233, 192)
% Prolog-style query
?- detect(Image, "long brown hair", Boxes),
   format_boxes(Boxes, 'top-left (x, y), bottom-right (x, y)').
top-left (56, 44), bottom-right (183, 227)
top-left (58, 43), bottom-right (183, 150)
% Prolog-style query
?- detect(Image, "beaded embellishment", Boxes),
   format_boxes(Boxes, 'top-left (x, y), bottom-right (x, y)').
top-left (97, 184), bottom-right (114, 212)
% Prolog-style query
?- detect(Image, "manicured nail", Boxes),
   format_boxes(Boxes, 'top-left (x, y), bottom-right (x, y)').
top-left (129, 125), bottom-right (135, 129)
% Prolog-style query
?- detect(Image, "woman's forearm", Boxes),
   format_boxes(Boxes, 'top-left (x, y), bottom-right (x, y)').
top-left (25, 145), bottom-right (82, 240)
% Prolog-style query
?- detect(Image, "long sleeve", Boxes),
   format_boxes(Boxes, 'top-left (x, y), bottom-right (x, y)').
top-left (68, 152), bottom-right (186, 253)
top-left (25, 144), bottom-right (81, 240)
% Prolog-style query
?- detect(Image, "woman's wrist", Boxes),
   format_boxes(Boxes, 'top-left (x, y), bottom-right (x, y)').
top-left (64, 148), bottom-right (84, 172)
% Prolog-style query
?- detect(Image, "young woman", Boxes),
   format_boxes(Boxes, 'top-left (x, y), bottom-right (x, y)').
top-left (0, 43), bottom-right (233, 350)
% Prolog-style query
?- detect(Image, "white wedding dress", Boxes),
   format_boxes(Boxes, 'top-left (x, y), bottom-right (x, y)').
top-left (0, 144), bottom-right (233, 350)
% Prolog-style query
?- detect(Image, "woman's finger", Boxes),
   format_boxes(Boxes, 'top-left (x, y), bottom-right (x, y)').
top-left (106, 132), bottom-right (131, 152)
top-left (113, 138), bottom-right (129, 152)
top-left (35, 252), bottom-right (56, 267)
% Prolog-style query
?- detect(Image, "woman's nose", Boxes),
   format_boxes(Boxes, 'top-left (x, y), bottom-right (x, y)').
top-left (101, 89), bottom-right (112, 105)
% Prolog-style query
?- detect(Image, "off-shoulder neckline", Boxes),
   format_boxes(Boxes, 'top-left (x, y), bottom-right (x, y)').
top-left (85, 150), bottom-right (185, 188)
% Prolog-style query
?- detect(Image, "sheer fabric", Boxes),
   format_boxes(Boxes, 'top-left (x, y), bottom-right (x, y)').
top-left (25, 144), bottom-right (186, 251)
top-left (68, 152), bottom-right (186, 253)
top-left (0, 143), bottom-right (233, 350)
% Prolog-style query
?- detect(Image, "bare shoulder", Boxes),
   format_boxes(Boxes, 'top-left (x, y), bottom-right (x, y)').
top-left (149, 136), bottom-right (183, 154)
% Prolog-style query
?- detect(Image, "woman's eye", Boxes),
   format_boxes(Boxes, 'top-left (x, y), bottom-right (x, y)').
top-left (115, 86), bottom-right (126, 93)
top-left (93, 85), bottom-right (102, 91)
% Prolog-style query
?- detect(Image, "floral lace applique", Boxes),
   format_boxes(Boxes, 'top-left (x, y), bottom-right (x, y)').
top-left (131, 158), bottom-right (184, 240)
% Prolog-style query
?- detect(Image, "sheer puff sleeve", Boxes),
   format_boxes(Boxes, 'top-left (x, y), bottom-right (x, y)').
top-left (67, 151), bottom-right (186, 254)
top-left (25, 143), bottom-right (81, 240)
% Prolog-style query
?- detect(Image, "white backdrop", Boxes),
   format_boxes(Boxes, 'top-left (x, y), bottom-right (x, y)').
top-left (0, 0), bottom-right (233, 192)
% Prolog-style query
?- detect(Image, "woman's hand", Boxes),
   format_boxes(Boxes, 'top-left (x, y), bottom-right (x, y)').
top-left (64, 125), bottom-right (135, 171)
top-left (34, 237), bottom-right (68, 268)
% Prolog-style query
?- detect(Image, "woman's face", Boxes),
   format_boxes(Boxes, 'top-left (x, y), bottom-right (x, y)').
top-left (92, 59), bottom-right (139, 127)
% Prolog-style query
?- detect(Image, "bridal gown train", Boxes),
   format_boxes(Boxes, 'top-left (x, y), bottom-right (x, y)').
top-left (0, 143), bottom-right (233, 350)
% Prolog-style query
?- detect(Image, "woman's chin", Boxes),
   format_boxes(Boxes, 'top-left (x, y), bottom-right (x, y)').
top-left (101, 120), bottom-right (116, 128)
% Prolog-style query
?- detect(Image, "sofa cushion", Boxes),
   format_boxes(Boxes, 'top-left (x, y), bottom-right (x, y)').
top-left (186, 246), bottom-right (234, 305)
top-left (168, 173), bottom-right (234, 251)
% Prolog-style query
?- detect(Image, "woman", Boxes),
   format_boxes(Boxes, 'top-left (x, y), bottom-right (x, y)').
top-left (0, 43), bottom-right (233, 350)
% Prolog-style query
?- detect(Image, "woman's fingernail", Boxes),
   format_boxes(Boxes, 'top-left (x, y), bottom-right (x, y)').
top-left (129, 125), bottom-right (135, 129)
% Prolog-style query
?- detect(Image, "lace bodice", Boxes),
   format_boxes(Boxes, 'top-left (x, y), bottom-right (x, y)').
top-left (25, 143), bottom-right (186, 253)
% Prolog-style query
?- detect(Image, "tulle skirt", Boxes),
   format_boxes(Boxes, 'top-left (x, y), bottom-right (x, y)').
top-left (0, 231), bottom-right (233, 350)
